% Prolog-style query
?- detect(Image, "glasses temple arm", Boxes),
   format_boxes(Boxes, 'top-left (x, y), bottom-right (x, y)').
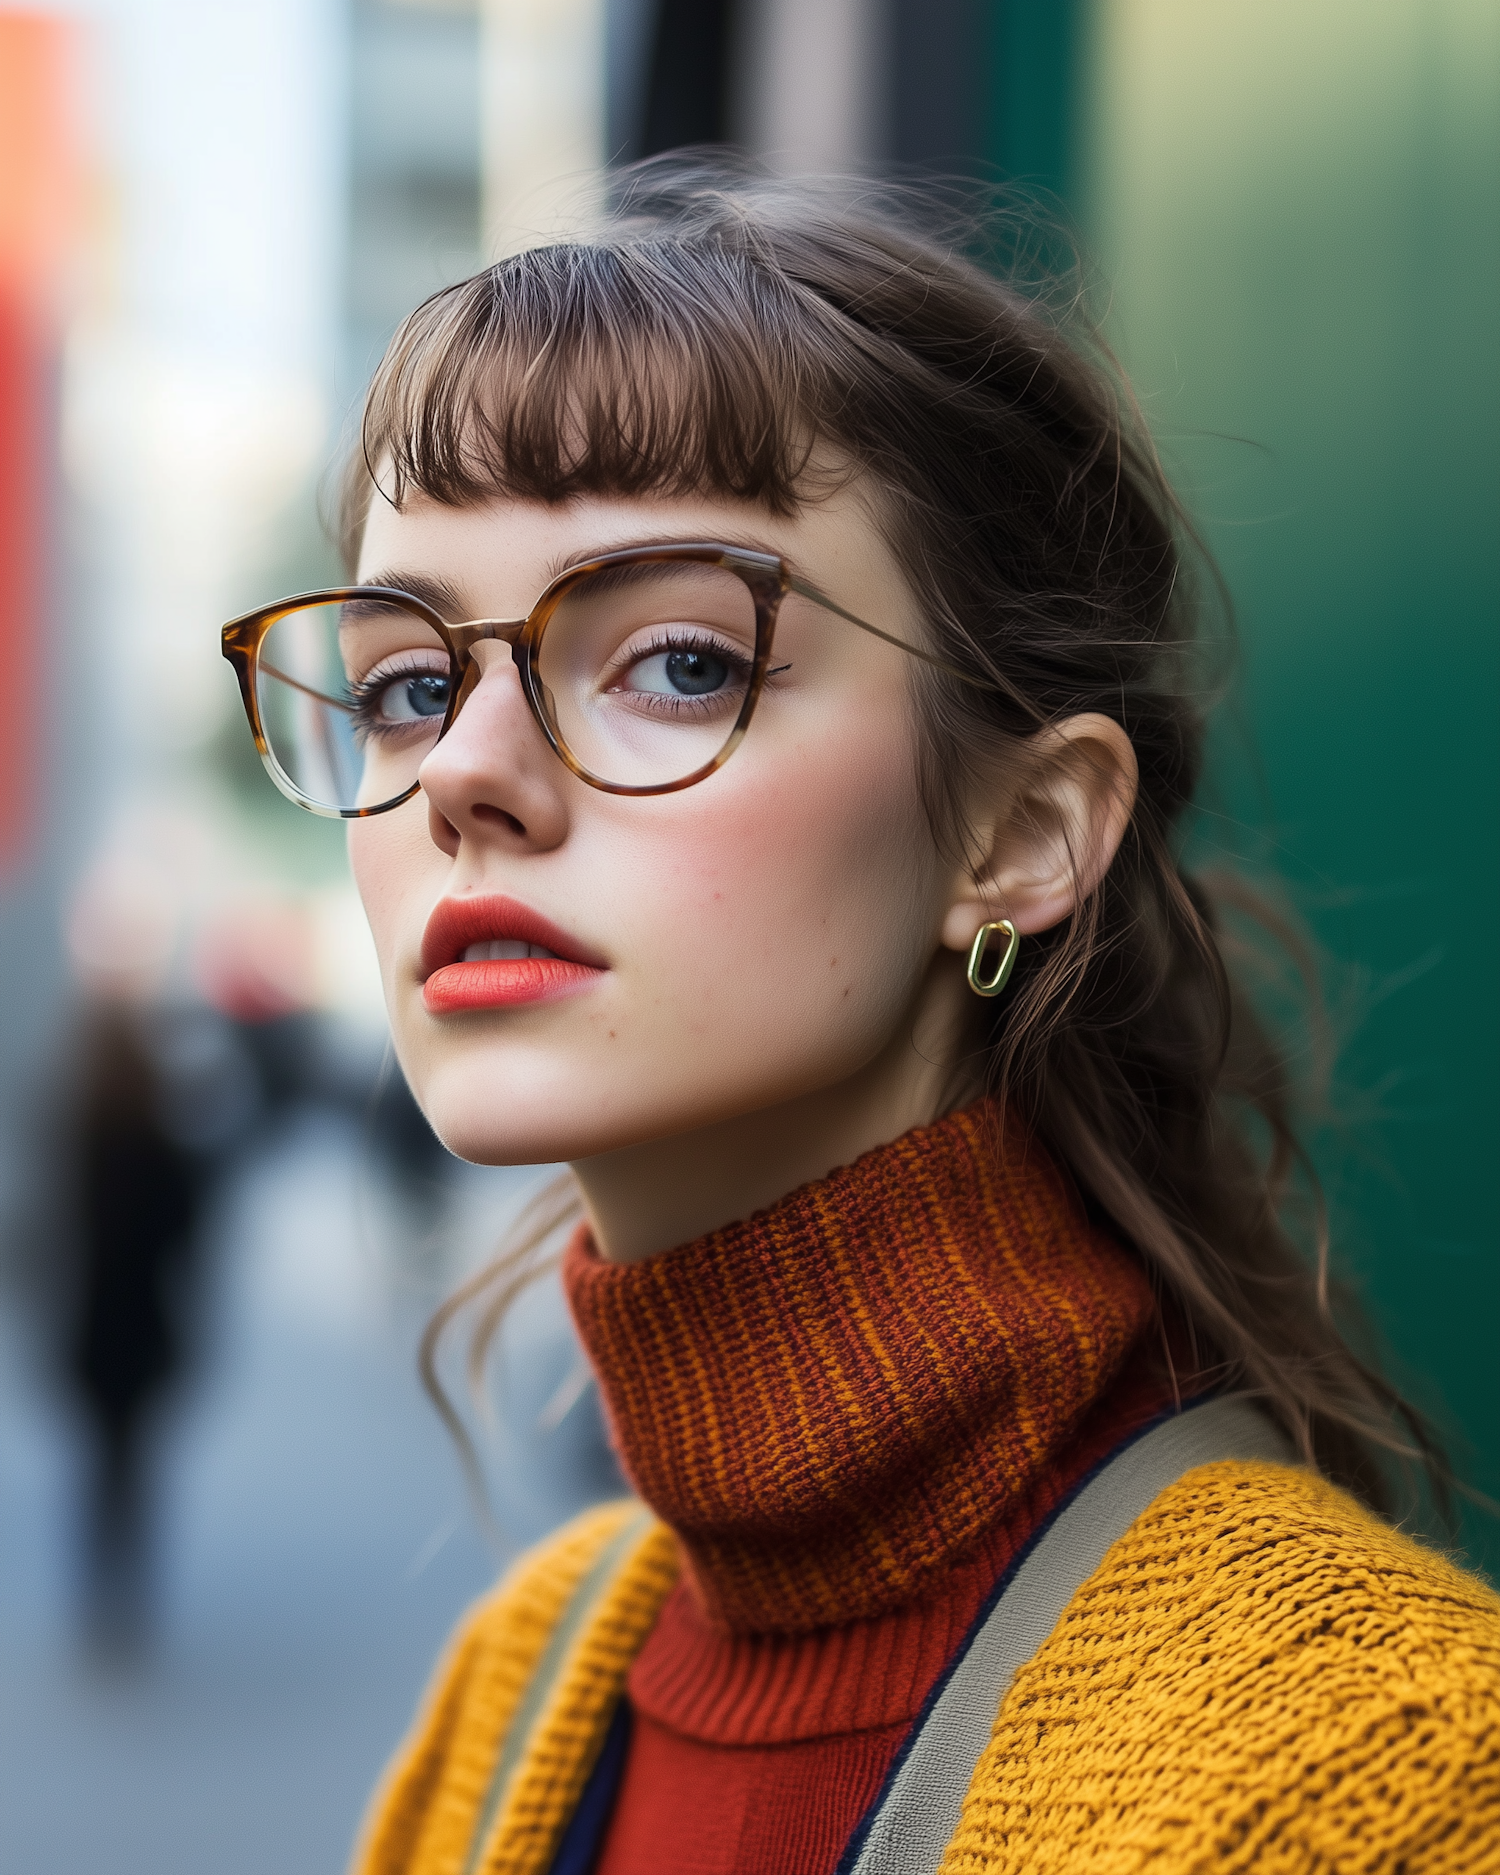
top-left (258, 658), bottom-right (354, 714)
top-left (785, 577), bottom-right (997, 692)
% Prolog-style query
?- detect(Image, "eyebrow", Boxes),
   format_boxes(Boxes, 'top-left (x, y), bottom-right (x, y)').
top-left (361, 533), bottom-right (794, 623)
top-left (358, 570), bottom-right (471, 620)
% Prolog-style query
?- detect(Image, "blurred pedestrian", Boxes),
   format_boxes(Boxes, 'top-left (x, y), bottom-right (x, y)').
top-left (63, 1001), bottom-right (206, 1657)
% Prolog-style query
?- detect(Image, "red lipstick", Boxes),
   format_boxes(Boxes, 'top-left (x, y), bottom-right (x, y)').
top-left (420, 895), bottom-right (605, 1014)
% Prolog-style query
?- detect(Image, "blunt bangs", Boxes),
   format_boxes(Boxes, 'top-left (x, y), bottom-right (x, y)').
top-left (342, 237), bottom-right (857, 564)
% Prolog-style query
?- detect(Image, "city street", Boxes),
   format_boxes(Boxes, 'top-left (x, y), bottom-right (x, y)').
top-left (0, 1107), bottom-right (610, 1875)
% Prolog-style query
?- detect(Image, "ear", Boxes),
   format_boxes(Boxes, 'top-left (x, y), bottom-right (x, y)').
top-left (939, 713), bottom-right (1139, 955)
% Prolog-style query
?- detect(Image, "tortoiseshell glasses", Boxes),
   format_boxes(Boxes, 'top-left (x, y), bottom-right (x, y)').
top-left (221, 542), bottom-right (973, 818)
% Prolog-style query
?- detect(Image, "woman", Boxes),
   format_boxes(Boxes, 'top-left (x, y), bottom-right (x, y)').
top-left (222, 164), bottom-right (1498, 1873)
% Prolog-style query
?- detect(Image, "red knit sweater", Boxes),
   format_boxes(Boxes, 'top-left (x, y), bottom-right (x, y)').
top-left (562, 1103), bottom-right (1175, 1874)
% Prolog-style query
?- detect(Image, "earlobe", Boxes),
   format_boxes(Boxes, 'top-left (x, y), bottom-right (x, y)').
top-left (940, 713), bottom-right (1139, 952)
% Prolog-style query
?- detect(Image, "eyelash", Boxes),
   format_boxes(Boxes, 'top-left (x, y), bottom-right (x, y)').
top-left (607, 634), bottom-right (793, 684)
top-left (347, 658), bottom-right (449, 738)
top-left (606, 630), bottom-right (754, 705)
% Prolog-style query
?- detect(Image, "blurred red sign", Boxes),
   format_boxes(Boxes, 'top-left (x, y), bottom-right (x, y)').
top-left (0, 13), bottom-right (80, 877)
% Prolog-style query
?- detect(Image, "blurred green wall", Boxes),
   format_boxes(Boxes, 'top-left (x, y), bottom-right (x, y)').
top-left (1069, 0), bottom-right (1498, 1570)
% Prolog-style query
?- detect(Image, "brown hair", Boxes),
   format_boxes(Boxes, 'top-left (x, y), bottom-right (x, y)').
top-left (346, 157), bottom-right (1446, 1518)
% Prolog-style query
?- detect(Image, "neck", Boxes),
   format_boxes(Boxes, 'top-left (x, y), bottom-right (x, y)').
top-left (571, 965), bottom-right (973, 1263)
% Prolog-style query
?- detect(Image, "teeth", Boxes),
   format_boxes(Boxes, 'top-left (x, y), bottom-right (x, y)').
top-left (460, 940), bottom-right (559, 963)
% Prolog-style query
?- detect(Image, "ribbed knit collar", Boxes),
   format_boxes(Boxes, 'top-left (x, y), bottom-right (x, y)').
top-left (563, 1100), bottom-right (1155, 1636)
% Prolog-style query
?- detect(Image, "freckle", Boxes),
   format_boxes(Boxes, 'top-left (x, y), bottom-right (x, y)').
top-left (829, 956), bottom-right (838, 969)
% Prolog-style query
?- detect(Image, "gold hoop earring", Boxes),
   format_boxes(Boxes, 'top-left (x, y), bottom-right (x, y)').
top-left (966, 919), bottom-right (1019, 998)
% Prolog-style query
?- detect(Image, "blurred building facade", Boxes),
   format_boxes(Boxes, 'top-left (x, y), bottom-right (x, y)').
top-left (348, 0), bottom-right (483, 395)
top-left (1083, 0), bottom-right (1498, 1573)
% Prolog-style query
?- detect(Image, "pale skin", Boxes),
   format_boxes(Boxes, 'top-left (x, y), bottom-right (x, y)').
top-left (350, 481), bottom-right (1138, 1264)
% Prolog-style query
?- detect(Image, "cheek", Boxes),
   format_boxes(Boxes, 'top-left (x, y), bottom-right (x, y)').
top-left (347, 807), bottom-right (434, 990)
top-left (625, 725), bottom-right (938, 1063)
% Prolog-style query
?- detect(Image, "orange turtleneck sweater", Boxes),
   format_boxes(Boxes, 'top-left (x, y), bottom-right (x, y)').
top-left (560, 1102), bottom-right (1180, 1875)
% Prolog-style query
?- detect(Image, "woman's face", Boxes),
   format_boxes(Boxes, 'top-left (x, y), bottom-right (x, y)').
top-left (350, 483), bottom-right (966, 1171)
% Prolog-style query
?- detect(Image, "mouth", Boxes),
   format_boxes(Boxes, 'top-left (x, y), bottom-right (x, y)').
top-left (420, 894), bottom-right (606, 1014)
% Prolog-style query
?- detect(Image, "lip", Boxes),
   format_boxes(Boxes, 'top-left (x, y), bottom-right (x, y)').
top-left (420, 894), bottom-right (606, 1014)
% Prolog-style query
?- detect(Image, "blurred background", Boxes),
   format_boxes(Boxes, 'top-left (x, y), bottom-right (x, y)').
top-left (0, 1), bottom-right (1494, 1869)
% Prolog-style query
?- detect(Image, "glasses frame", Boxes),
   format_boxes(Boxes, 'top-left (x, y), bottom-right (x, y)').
top-left (221, 541), bottom-right (983, 819)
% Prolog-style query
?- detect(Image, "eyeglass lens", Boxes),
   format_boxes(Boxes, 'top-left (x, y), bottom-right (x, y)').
top-left (252, 560), bottom-right (761, 812)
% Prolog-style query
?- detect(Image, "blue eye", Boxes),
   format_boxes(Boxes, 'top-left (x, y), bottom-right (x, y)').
top-left (667, 649), bottom-right (729, 695)
top-left (380, 673), bottom-right (450, 721)
top-left (628, 648), bottom-right (731, 697)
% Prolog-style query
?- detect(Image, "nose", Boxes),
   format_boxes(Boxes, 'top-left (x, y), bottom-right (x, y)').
top-left (416, 640), bottom-right (569, 856)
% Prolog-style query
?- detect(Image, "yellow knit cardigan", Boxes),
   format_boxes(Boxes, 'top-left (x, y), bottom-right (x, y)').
top-left (353, 1460), bottom-right (1500, 1875)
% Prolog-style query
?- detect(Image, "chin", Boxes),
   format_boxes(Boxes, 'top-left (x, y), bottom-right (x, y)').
top-left (396, 1042), bottom-right (636, 1166)
top-left (412, 1066), bottom-right (580, 1166)
top-left (388, 981), bottom-right (905, 1169)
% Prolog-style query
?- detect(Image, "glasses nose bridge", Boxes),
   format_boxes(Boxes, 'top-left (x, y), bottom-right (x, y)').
top-left (448, 614), bottom-right (527, 656)
top-left (445, 617), bottom-right (529, 719)
top-left (443, 616), bottom-right (535, 729)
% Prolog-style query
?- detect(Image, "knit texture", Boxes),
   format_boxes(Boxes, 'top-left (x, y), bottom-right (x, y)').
top-left (940, 1459), bottom-right (1500, 1874)
top-left (598, 1718), bottom-right (912, 1871)
top-left (563, 1101), bottom-right (1155, 1632)
top-left (350, 1467), bottom-right (1500, 1875)
top-left (351, 1504), bottom-right (679, 1875)
top-left (623, 1336), bottom-right (1178, 1746)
